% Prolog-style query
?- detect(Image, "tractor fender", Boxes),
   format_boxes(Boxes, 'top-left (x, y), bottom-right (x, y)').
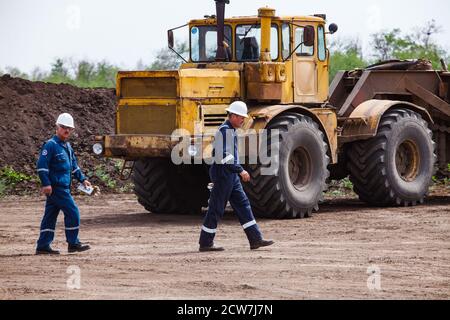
top-left (340, 99), bottom-right (433, 143)
top-left (246, 105), bottom-right (338, 164)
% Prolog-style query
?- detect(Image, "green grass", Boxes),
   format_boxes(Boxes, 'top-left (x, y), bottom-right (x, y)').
top-left (0, 166), bottom-right (35, 184)
top-left (0, 166), bottom-right (38, 196)
top-left (342, 178), bottom-right (354, 190)
top-left (93, 164), bottom-right (117, 189)
top-left (0, 179), bottom-right (7, 196)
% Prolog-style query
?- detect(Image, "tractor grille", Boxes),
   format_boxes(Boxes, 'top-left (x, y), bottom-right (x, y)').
top-left (201, 105), bottom-right (228, 128)
top-left (203, 113), bottom-right (228, 127)
top-left (117, 104), bottom-right (177, 135)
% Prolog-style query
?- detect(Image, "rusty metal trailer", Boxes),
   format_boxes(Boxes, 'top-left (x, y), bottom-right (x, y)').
top-left (331, 64), bottom-right (450, 175)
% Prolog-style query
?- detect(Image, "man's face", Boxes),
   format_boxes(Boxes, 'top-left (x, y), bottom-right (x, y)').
top-left (56, 125), bottom-right (73, 141)
top-left (229, 114), bottom-right (246, 129)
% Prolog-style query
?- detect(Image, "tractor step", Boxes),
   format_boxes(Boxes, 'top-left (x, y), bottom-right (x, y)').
top-left (120, 160), bottom-right (135, 180)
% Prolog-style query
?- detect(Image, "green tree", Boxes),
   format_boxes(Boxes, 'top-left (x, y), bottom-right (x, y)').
top-left (328, 37), bottom-right (368, 82)
top-left (370, 20), bottom-right (448, 68)
top-left (92, 61), bottom-right (119, 88)
top-left (40, 59), bottom-right (119, 88)
top-left (74, 60), bottom-right (95, 86)
top-left (46, 58), bottom-right (72, 84)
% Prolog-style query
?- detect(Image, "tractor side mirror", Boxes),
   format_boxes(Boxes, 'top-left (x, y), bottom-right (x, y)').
top-left (303, 26), bottom-right (315, 47)
top-left (168, 30), bottom-right (174, 49)
top-left (328, 23), bottom-right (338, 34)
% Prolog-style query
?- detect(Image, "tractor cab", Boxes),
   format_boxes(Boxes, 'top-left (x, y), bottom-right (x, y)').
top-left (168, 2), bottom-right (337, 104)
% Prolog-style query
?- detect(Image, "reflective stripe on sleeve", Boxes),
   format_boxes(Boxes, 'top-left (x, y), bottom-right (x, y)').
top-left (37, 169), bottom-right (49, 173)
top-left (72, 168), bottom-right (80, 174)
top-left (221, 154), bottom-right (235, 164)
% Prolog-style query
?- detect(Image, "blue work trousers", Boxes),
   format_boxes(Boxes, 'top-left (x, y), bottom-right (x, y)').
top-left (36, 188), bottom-right (81, 249)
top-left (199, 167), bottom-right (262, 247)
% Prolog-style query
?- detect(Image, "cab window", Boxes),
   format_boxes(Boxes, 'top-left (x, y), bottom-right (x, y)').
top-left (191, 25), bottom-right (232, 62)
top-left (235, 24), bottom-right (279, 61)
top-left (295, 26), bottom-right (314, 56)
top-left (282, 23), bottom-right (290, 60)
top-left (318, 25), bottom-right (326, 61)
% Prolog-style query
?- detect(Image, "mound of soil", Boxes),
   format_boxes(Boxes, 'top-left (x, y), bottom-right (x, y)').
top-left (0, 74), bottom-right (130, 195)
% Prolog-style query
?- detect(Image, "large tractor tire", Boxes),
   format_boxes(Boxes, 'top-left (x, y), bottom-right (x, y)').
top-left (133, 158), bottom-right (210, 214)
top-left (347, 109), bottom-right (436, 206)
top-left (244, 112), bottom-right (330, 219)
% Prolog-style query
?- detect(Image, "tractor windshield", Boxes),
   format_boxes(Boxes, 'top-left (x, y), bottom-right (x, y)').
top-left (190, 25), bottom-right (233, 62)
top-left (236, 24), bottom-right (279, 61)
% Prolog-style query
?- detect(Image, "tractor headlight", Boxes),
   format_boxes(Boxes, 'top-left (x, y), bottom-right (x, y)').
top-left (93, 143), bottom-right (104, 155)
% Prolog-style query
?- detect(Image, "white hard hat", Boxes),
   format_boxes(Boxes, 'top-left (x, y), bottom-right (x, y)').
top-left (56, 113), bottom-right (75, 128)
top-left (226, 101), bottom-right (249, 118)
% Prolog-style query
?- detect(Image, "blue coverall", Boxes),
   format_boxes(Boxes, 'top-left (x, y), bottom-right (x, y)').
top-left (36, 135), bottom-right (86, 250)
top-left (199, 120), bottom-right (263, 247)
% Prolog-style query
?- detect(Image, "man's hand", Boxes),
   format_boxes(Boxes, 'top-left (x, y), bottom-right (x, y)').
top-left (240, 170), bottom-right (251, 183)
top-left (41, 186), bottom-right (52, 196)
top-left (83, 180), bottom-right (92, 188)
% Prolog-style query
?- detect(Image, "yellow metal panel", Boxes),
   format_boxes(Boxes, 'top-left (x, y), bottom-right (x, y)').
top-left (179, 99), bottom-right (199, 134)
top-left (119, 98), bottom-right (179, 107)
top-left (292, 21), bottom-right (330, 104)
top-left (295, 58), bottom-right (317, 98)
top-left (117, 71), bottom-right (179, 79)
top-left (104, 135), bottom-right (177, 158)
top-left (116, 71), bottom-right (179, 99)
top-left (189, 16), bottom-right (325, 25)
top-left (310, 108), bottom-right (338, 163)
top-left (120, 77), bottom-right (177, 99)
top-left (179, 69), bottom-right (240, 98)
top-left (247, 105), bottom-right (338, 163)
top-left (281, 60), bottom-right (294, 103)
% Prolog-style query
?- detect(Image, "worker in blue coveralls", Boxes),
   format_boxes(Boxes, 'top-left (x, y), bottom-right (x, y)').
top-left (199, 101), bottom-right (274, 252)
top-left (35, 113), bottom-right (91, 255)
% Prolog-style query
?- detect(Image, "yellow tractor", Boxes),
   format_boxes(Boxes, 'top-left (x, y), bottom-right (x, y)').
top-left (93, 0), bottom-right (450, 218)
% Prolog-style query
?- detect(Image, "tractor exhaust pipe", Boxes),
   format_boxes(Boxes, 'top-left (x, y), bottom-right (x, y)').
top-left (259, 7), bottom-right (275, 62)
top-left (215, 0), bottom-right (230, 62)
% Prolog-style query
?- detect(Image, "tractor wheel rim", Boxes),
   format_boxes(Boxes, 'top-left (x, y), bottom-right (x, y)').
top-left (395, 139), bottom-right (420, 182)
top-left (288, 147), bottom-right (312, 190)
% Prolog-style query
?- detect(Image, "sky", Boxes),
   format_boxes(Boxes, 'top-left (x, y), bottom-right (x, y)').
top-left (1, 0), bottom-right (450, 74)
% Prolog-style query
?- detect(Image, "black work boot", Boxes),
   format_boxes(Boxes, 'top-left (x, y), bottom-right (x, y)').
top-left (68, 243), bottom-right (91, 253)
top-left (199, 244), bottom-right (225, 252)
top-left (36, 247), bottom-right (60, 255)
top-left (250, 239), bottom-right (274, 250)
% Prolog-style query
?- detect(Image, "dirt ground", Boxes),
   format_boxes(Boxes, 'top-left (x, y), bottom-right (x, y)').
top-left (0, 193), bottom-right (449, 300)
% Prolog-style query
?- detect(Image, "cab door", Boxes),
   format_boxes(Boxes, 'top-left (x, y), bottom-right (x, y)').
top-left (293, 24), bottom-right (318, 103)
